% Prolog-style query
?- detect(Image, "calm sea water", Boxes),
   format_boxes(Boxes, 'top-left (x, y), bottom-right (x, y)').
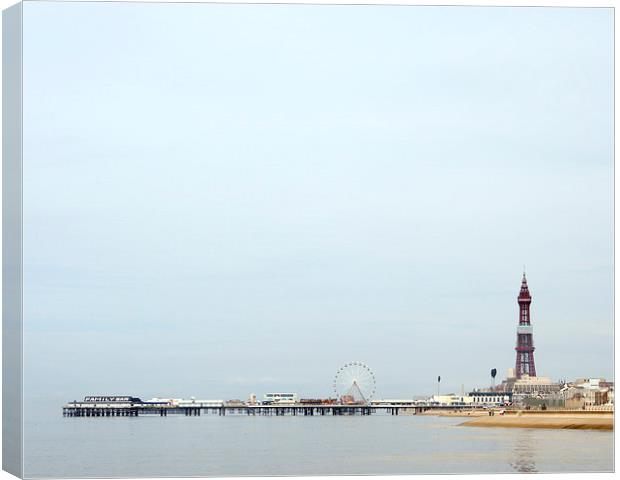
top-left (24, 406), bottom-right (613, 478)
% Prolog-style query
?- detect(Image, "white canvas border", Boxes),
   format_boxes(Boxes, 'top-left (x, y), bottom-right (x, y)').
top-left (0, 1), bottom-right (615, 480)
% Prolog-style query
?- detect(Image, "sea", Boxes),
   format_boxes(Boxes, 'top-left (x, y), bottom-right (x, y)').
top-left (23, 402), bottom-right (613, 478)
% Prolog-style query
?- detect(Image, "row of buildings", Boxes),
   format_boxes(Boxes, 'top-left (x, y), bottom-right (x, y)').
top-left (429, 376), bottom-right (614, 409)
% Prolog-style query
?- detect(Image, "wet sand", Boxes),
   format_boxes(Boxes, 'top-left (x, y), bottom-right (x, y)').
top-left (460, 413), bottom-right (613, 430)
top-left (419, 409), bottom-right (488, 418)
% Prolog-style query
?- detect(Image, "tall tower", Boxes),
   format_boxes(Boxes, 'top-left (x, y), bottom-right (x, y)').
top-left (515, 272), bottom-right (537, 378)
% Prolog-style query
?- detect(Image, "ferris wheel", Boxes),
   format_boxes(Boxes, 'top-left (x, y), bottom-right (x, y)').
top-left (333, 361), bottom-right (376, 404)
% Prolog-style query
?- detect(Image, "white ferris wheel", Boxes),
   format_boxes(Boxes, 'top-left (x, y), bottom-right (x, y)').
top-left (333, 361), bottom-right (376, 404)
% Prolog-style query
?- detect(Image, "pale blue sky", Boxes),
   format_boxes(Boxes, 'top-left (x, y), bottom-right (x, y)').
top-left (22, 2), bottom-right (613, 403)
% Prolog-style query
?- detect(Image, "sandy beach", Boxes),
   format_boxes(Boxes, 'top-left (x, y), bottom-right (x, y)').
top-left (459, 413), bottom-right (613, 430)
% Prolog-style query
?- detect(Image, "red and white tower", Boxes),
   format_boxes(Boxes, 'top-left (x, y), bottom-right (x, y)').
top-left (515, 272), bottom-right (537, 378)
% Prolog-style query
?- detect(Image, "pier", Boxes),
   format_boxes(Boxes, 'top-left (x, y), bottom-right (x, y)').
top-left (62, 401), bottom-right (482, 418)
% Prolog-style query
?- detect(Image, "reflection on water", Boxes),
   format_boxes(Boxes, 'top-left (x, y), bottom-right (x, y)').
top-left (510, 429), bottom-right (538, 473)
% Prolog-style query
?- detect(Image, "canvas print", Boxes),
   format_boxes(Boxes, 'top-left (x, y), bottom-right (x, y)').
top-left (2, 1), bottom-right (614, 477)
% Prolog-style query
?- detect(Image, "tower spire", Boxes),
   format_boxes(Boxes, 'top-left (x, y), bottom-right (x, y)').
top-left (519, 270), bottom-right (531, 299)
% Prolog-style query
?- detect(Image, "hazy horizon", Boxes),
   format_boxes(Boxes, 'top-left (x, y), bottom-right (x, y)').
top-left (22, 2), bottom-right (613, 404)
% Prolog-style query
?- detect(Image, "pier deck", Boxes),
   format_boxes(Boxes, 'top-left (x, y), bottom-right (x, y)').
top-left (62, 403), bottom-right (483, 417)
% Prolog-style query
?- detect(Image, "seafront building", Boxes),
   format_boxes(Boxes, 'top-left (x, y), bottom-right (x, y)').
top-left (510, 375), bottom-right (561, 403)
top-left (560, 378), bottom-right (614, 409)
top-left (427, 392), bottom-right (512, 407)
top-left (467, 391), bottom-right (512, 406)
top-left (429, 394), bottom-right (472, 406)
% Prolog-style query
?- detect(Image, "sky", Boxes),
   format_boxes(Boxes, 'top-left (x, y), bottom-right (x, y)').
top-left (21, 2), bottom-right (613, 406)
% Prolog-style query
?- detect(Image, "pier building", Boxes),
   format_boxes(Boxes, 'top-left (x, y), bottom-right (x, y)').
top-left (370, 399), bottom-right (425, 407)
top-left (145, 398), bottom-right (224, 408)
top-left (263, 393), bottom-right (299, 404)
